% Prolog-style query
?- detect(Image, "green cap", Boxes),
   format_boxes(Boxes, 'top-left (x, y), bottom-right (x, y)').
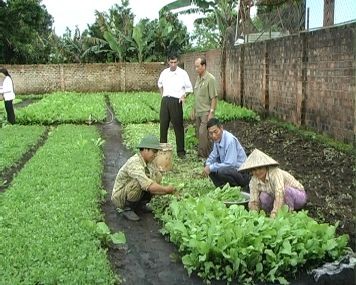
top-left (137, 134), bottom-right (161, 150)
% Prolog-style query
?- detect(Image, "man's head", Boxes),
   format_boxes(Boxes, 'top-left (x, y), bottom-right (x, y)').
top-left (168, 53), bottom-right (178, 72)
top-left (194, 57), bottom-right (207, 76)
top-left (207, 118), bottom-right (223, 142)
top-left (137, 135), bottom-right (161, 163)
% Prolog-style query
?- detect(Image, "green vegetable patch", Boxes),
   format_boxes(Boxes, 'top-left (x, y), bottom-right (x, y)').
top-left (0, 125), bottom-right (118, 284)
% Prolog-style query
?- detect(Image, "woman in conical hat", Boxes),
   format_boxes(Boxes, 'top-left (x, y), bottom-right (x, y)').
top-left (239, 149), bottom-right (307, 218)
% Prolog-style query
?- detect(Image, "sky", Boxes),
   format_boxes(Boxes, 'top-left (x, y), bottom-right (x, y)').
top-left (42, 0), bottom-right (198, 36)
top-left (42, 0), bottom-right (356, 36)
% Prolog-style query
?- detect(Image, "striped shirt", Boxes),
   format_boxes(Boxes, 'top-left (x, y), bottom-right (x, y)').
top-left (111, 153), bottom-right (162, 209)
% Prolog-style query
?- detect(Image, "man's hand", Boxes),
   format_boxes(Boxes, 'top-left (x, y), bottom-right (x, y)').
top-left (202, 165), bottom-right (210, 177)
top-left (208, 110), bottom-right (214, 121)
top-left (165, 185), bottom-right (176, 194)
top-left (270, 211), bottom-right (277, 219)
top-left (179, 95), bottom-right (186, 104)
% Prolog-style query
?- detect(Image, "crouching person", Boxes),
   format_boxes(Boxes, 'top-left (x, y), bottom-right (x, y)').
top-left (111, 134), bottom-right (176, 221)
top-left (238, 149), bottom-right (307, 218)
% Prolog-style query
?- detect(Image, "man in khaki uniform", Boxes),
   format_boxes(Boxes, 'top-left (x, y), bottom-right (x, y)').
top-left (191, 57), bottom-right (218, 158)
top-left (111, 134), bottom-right (175, 221)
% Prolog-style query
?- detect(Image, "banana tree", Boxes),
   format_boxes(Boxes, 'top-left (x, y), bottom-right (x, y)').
top-left (131, 20), bottom-right (155, 62)
top-left (160, 0), bottom-right (237, 48)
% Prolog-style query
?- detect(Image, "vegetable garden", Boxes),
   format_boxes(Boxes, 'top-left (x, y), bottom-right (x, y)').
top-left (0, 92), bottom-right (354, 285)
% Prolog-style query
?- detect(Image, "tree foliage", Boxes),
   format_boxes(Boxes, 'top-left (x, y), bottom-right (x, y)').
top-left (0, 0), bottom-right (191, 64)
top-left (161, 0), bottom-right (237, 49)
top-left (0, 0), bottom-right (53, 64)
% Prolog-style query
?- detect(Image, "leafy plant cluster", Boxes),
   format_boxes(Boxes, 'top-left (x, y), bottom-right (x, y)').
top-left (0, 125), bottom-right (46, 172)
top-left (108, 92), bottom-right (260, 125)
top-left (159, 197), bottom-right (349, 284)
top-left (206, 183), bottom-right (245, 202)
top-left (0, 125), bottom-right (120, 284)
top-left (16, 92), bottom-right (107, 124)
top-left (13, 92), bottom-right (260, 126)
top-left (109, 92), bottom-right (160, 124)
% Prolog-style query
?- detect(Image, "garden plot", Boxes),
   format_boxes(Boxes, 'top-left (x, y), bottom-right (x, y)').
top-left (0, 125), bottom-right (46, 173)
top-left (0, 125), bottom-right (118, 284)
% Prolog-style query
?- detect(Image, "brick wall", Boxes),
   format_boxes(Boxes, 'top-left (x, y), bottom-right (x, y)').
top-left (181, 49), bottom-right (223, 98)
top-left (181, 23), bottom-right (355, 144)
top-left (3, 62), bottom-right (165, 94)
top-left (304, 25), bottom-right (355, 142)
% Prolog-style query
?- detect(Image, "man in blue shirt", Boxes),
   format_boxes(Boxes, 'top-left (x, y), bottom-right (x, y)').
top-left (203, 118), bottom-right (250, 190)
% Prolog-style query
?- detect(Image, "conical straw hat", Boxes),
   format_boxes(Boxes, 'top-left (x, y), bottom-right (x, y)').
top-left (238, 149), bottom-right (279, 171)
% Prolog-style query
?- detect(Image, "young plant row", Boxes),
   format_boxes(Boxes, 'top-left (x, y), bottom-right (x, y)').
top-left (0, 125), bottom-right (46, 172)
top-left (16, 92), bottom-right (107, 124)
top-left (12, 92), bottom-right (259, 125)
top-left (0, 125), bottom-right (118, 284)
top-left (108, 92), bottom-right (160, 124)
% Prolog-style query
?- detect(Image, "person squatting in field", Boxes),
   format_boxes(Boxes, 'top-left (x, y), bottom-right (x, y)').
top-left (111, 135), bottom-right (176, 221)
top-left (203, 118), bottom-right (250, 190)
top-left (239, 148), bottom-right (307, 218)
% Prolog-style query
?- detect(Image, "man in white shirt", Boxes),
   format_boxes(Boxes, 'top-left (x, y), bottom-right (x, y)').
top-left (157, 54), bottom-right (193, 158)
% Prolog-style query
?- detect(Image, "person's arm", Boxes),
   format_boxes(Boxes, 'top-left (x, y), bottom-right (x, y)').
top-left (208, 97), bottom-right (217, 120)
top-left (183, 71), bottom-right (193, 95)
top-left (148, 182), bottom-right (175, 195)
top-left (248, 179), bottom-right (260, 211)
top-left (270, 169), bottom-right (285, 217)
top-left (158, 71), bottom-right (164, 97)
top-left (179, 71), bottom-right (193, 103)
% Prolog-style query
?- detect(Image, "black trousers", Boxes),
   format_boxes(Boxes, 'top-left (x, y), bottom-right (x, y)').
top-left (160, 96), bottom-right (185, 155)
top-left (209, 166), bottom-right (250, 191)
top-left (4, 100), bottom-right (15, 124)
top-left (126, 191), bottom-right (152, 210)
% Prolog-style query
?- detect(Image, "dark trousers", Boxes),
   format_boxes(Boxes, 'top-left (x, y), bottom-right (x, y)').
top-left (126, 191), bottom-right (152, 210)
top-left (209, 166), bottom-right (250, 191)
top-left (4, 100), bottom-right (15, 124)
top-left (160, 97), bottom-right (185, 155)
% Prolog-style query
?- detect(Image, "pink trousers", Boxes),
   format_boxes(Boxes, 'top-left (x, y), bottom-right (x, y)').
top-left (259, 187), bottom-right (307, 213)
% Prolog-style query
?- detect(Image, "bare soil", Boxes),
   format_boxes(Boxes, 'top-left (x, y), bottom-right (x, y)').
top-left (99, 116), bottom-right (355, 285)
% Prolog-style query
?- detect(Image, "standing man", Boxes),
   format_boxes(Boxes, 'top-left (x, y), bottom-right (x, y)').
top-left (203, 118), bottom-right (250, 190)
top-left (158, 54), bottom-right (193, 159)
top-left (111, 135), bottom-right (176, 221)
top-left (191, 57), bottom-right (218, 158)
